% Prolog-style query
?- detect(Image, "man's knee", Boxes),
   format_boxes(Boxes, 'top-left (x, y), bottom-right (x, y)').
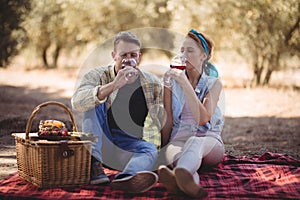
top-left (141, 142), bottom-right (158, 161)
top-left (144, 141), bottom-right (158, 153)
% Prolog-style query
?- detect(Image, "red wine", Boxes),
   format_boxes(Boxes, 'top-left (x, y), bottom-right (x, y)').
top-left (170, 65), bottom-right (185, 70)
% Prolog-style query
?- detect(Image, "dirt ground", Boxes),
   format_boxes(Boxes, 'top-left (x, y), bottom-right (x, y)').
top-left (0, 67), bottom-right (299, 180)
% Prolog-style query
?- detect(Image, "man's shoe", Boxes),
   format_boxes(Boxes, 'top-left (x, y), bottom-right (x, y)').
top-left (110, 171), bottom-right (158, 193)
top-left (90, 160), bottom-right (110, 185)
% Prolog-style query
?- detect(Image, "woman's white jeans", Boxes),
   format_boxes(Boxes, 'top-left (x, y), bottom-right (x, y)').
top-left (165, 135), bottom-right (225, 184)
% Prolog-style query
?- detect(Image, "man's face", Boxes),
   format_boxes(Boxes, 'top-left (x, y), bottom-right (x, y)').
top-left (112, 41), bottom-right (141, 72)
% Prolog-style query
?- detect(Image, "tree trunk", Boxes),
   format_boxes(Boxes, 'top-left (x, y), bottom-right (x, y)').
top-left (52, 45), bottom-right (61, 68)
top-left (253, 57), bottom-right (264, 86)
top-left (285, 16), bottom-right (300, 45)
top-left (263, 53), bottom-right (279, 85)
top-left (42, 45), bottom-right (49, 68)
top-left (256, 66), bottom-right (263, 86)
top-left (0, 41), bottom-right (9, 68)
top-left (263, 69), bottom-right (272, 85)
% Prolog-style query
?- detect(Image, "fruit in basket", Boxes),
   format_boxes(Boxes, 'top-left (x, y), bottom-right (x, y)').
top-left (38, 120), bottom-right (69, 137)
top-left (61, 130), bottom-right (68, 136)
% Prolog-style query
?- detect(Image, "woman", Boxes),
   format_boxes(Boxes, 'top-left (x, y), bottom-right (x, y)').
top-left (159, 29), bottom-right (225, 198)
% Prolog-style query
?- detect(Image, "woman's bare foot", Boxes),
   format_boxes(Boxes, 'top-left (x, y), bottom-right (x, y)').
top-left (174, 168), bottom-right (208, 198)
top-left (158, 165), bottom-right (183, 195)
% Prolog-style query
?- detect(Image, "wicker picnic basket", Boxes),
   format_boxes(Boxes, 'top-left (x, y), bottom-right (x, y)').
top-left (12, 101), bottom-right (92, 188)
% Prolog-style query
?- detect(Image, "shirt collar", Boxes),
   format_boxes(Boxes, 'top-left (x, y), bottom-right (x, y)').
top-left (195, 72), bottom-right (208, 94)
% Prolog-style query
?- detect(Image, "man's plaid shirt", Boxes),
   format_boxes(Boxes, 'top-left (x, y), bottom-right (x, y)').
top-left (72, 65), bottom-right (163, 148)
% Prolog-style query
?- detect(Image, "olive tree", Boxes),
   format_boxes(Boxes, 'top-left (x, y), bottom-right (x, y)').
top-left (212, 0), bottom-right (300, 86)
top-left (0, 0), bottom-right (31, 68)
top-left (22, 0), bottom-right (174, 68)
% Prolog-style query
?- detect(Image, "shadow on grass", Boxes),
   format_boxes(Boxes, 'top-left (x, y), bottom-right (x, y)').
top-left (223, 116), bottom-right (300, 159)
top-left (0, 85), bottom-right (80, 138)
top-left (0, 85), bottom-right (299, 159)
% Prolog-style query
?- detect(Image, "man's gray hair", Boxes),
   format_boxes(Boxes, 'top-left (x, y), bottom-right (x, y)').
top-left (113, 31), bottom-right (141, 50)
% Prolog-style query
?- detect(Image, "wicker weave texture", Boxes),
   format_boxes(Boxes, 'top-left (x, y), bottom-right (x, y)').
top-left (15, 138), bottom-right (91, 188)
top-left (13, 101), bottom-right (92, 188)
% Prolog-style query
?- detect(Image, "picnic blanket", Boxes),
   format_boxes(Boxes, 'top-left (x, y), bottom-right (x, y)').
top-left (0, 152), bottom-right (299, 199)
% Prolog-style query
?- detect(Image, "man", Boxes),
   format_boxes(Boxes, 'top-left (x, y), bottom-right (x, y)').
top-left (71, 31), bottom-right (163, 193)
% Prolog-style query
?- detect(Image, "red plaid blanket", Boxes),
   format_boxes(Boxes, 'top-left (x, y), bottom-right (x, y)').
top-left (0, 152), bottom-right (299, 199)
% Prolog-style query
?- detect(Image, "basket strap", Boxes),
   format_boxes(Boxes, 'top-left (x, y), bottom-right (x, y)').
top-left (60, 141), bottom-right (75, 158)
top-left (25, 101), bottom-right (78, 140)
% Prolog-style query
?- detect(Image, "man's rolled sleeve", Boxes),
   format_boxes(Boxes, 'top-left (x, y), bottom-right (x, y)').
top-left (93, 85), bottom-right (107, 105)
top-left (72, 67), bottom-right (110, 112)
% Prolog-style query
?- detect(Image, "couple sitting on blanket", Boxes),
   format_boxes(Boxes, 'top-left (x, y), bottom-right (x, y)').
top-left (71, 29), bottom-right (224, 198)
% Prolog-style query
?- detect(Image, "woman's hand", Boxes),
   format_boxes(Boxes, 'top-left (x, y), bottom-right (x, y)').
top-left (164, 68), bottom-right (187, 86)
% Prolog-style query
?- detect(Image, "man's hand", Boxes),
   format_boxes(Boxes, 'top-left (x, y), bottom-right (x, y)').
top-left (113, 66), bottom-right (138, 89)
top-left (96, 67), bottom-right (138, 102)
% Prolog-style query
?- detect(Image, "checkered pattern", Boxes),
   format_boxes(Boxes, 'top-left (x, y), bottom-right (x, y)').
top-left (72, 65), bottom-right (163, 148)
top-left (0, 152), bottom-right (299, 199)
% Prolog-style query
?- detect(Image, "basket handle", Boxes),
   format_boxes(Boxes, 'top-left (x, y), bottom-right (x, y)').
top-left (25, 101), bottom-right (78, 140)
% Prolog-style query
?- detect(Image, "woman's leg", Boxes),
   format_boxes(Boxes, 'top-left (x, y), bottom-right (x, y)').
top-left (202, 138), bottom-right (225, 166)
top-left (158, 139), bottom-right (185, 194)
top-left (164, 139), bottom-right (185, 167)
top-left (174, 136), bottom-right (224, 198)
top-left (176, 136), bottom-right (224, 183)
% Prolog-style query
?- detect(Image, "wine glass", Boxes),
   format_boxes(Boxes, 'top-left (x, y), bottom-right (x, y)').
top-left (164, 54), bottom-right (187, 87)
top-left (121, 58), bottom-right (137, 81)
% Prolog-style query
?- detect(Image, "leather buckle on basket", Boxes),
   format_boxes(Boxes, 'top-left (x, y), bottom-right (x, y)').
top-left (60, 140), bottom-right (74, 158)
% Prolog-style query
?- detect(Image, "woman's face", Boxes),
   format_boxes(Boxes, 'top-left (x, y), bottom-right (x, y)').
top-left (181, 37), bottom-right (207, 72)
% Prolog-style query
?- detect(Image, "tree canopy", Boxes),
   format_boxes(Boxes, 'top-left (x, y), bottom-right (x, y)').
top-left (1, 0), bottom-right (299, 86)
top-left (0, 0), bottom-right (30, 67)
top-left (212, 0), bottom-right (300, 85)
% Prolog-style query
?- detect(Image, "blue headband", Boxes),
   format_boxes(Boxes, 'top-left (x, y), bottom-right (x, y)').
top-left (189, 29), bottom-right (209, 55)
